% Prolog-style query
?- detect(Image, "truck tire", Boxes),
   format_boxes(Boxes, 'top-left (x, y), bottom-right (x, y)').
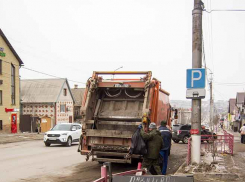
top-left (66, 137), bottom-right (72, 147)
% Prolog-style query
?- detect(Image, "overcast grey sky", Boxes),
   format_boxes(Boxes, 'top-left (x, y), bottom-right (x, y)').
top-left (1, 0), bottom-right (245, 101)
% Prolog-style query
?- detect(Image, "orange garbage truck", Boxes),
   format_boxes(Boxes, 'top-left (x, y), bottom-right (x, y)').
top-left (78, 71), bottom-right (171, 163)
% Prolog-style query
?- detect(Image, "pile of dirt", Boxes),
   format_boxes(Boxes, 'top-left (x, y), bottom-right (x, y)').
top-left (192, 163), bottom-right (213, 173)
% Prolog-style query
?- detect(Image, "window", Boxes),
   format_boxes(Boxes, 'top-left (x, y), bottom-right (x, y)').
top-left (76, 125), bottom-right (81, 130)
top-left (0, 90), bottom-right (2, 105)
top-left (75, 109), bottom-right (79, 116)
top-left (0, 120), bottom-right (2, 130)
top-left (11, 64), bottom-right (15, 105)
top-left (0, 60), bottom-right (2, 74)
top-left (71, 125), bottom-right (77, 131)
top-left (181, 125), bottom-right (191, 130)
top-left (51, 124), bottom-right (71, 131)
top-left (60, 104), bottom-right (66, 113)
top-left (63, 88), bottom-right (67, 96)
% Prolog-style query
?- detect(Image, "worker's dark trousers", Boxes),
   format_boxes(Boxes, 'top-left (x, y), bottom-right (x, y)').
top-left (160, 150), bottom-right (168, 175)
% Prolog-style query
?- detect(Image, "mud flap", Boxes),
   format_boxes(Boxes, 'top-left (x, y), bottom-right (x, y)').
top-left (77, 135), bottom-right (83, 153)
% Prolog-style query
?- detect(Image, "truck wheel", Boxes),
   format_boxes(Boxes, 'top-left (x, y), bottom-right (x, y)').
top-left (173, 139), bottom-right (180, 143)
top-left (182, 136), bottom-right (189, 144)
top-left (66, 137), bottom-right (72, 147)
top-left (45, 142), bottom-right (51, 147)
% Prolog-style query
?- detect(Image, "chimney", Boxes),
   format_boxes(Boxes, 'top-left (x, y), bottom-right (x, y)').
top-left (74, 84), bottom-right (78, 89)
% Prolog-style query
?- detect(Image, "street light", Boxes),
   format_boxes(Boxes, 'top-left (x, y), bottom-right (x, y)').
top-left (114, 66), bottom-right (123, 72)
top-left (112, 66), bottom-right (123, 79)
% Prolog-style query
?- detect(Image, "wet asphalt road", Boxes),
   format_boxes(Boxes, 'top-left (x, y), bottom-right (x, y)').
top-left (0, 140), bottom-right (85, 182)
top-left (0, 140), bottom-right (188, 182)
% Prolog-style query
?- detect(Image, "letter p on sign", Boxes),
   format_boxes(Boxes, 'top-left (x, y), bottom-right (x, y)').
top-left (191, 70), bottom-right (202, 87)
top-left (187, 68), bottom-right (206, 89)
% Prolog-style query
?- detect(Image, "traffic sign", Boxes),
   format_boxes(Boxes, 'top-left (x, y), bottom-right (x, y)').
top-left (186, 68), bottom-right (206, 89)
top-left (186, 89), bottom-right (206, 99)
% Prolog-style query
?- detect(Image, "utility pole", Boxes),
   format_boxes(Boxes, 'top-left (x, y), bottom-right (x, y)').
top-left (191, 0), bottom-right (204, 164)
top-left (210, 77), bottom-right (213, 132)
top-left (210, 77), bottom-right (216, 162)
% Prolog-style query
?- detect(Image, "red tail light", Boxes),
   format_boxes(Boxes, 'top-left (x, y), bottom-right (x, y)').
top-left (177, 130), bottom-right (182, 135)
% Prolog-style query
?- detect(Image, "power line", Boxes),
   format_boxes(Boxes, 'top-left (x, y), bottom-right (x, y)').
top-left (23, 67), bottom-right (86, 84)
top-left (0, 73), bottom-right (62, 88)
top-left (215, 81), bottom-right (245, 85)
top-left (202, 0), bottom-right (215, 76)
top-left (207, 0), bottom-right (214, 74)
top-left (9, 39), bottom-right (86, 75)
top-left (204, 9), bottom-right (245, 13)
top-left (214, 81), bottom-right (245, 86)
top-left (22, 67), bottom-right (63, 79)
top-left (214, 83), bottom-right (245, 87)
top-left (213, 87), bottom-right (227, 100)
top-left (1, 59), bottom-right (86, 84)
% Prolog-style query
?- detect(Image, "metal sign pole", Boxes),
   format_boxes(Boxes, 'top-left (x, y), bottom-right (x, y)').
top-left (191, 0), bottom-right (204, 164)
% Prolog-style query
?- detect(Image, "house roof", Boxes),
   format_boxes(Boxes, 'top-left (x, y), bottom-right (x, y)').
top-left (0, 29), bottom-right (24, 65)
top-left (229, 98), bottom-right (237, 114)
top-left (236, 92), bottom-right (245, 104)
top-left (71, 88), bottom-right (85, 106)
top-left (21, 78), bottom-right (75, 103)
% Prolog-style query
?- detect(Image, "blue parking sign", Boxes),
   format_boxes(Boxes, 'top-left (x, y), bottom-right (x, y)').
top-left (186, 68), bottom-right (206, 89)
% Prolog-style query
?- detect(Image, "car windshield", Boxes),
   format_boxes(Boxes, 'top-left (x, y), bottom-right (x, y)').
top-left (180, 125), bottom-right (191, 130)
top-left (52, 124), bottom-right (71, 131)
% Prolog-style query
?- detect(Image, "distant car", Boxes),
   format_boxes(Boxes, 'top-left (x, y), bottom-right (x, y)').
top-left (201, 129), bottom-right (217, 142)
top-left (172, 124), bottom-right (191, 144)
top-left (43, 123), bottom-right (82, 147)
top-left (172, 124), bottom-right (216, 144)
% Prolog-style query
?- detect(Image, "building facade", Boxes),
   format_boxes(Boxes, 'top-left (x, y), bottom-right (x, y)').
top-left (21, 79), bottom-right (74, 132)
top-left (0, 29), bottom-right (24, 133)
top-left (228, 98), bottom-right (239, 132)
top-left (71, 85), bottom-right (85, 123)
top-left (236, 92), bottom-right (245, 130)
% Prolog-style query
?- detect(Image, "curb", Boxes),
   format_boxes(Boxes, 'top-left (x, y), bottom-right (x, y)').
top-left (174, 161), bottom-right (188, 175)
top-left (0, 138), bottom-right (43, 145)
top-left (194, 173), bottom-right (239, 181)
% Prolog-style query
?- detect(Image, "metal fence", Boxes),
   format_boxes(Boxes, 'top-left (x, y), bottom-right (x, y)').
top-left (187, 130), bottom-right (234, 165)
top-left (93, 162), bottom-right (194, 182)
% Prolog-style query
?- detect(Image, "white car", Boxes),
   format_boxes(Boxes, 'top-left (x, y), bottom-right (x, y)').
top-left (44, 123), bottom-right (82, 147)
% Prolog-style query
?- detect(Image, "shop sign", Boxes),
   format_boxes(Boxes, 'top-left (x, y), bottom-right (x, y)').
top-left (0, 47), bottom-right (6, 57)
top-left (5, 108), bottom-right (19, 112)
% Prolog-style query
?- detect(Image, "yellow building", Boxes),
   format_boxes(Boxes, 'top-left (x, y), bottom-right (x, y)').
top-left (0, 29), bottom-right (24, 133)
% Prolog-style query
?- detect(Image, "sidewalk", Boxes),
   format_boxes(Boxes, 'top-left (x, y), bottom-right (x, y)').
top-left (0, 132), bottom-right (44, 144)
top-left (175, 129), bottom-right (245, 182)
